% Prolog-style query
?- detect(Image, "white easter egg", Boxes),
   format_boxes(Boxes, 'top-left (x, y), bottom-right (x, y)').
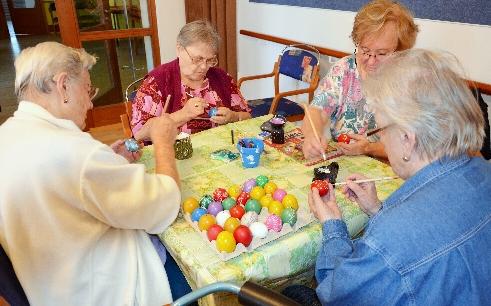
top-left (249, 222), bottom-right (268, 238)
top-left (216, 210), bottom-right (231, 227)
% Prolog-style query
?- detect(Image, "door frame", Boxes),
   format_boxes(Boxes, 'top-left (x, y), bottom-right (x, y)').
top-left (55, 0), bottom-right (161, 128)
top-left (6, 0), bottom-right (48, 35)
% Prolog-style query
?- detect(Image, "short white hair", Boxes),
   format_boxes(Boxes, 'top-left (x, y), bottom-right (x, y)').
top-left (364, 49), bottom-right (484, 160)
top-left (14, 41), bottom-right (96, 100)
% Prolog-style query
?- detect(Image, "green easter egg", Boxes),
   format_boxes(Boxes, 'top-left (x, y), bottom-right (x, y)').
top-left (222, 197), bottom-right (236, 210)
top-left (245, 199), bottom-right (262, 214)
top-left (199, 195), bottom-right (213, 209)
top-left (281, 207), bottom-right (297, 226)
top-left (256, 175), bottom-right (269, 188)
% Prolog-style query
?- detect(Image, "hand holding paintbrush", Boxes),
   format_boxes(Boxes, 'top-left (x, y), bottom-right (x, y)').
top-left (301, 103), bottom-right (327, 161)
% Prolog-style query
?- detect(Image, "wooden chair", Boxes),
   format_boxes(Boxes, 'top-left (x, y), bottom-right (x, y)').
top-left (120, 77), bottom-right (144, 138)
top-left (238, 44), bottom-right (320, 122)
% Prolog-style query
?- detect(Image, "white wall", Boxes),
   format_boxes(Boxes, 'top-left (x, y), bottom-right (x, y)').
top-left (155, 1), bottom-right (186, 64)
top-left (237, 0), bottom-right (491, 101)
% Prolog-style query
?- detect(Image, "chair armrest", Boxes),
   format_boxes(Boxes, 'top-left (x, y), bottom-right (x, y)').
top-left (120, 114), bottom-right (132, 138)
top-left (238, 72), bottom-right (275, 89)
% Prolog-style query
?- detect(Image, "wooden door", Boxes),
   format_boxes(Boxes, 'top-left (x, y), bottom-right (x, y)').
top-left (6, 0), bottom-right (47, 35)
top-left (55, 0), bottom-right (160, 128)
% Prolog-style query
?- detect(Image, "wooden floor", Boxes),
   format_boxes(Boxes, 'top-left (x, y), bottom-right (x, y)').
top-left (88, 123), bottom-right (125, 145)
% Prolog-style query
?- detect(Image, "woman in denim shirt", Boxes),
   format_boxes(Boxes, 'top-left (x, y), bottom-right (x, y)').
top-left (309, 49), bottom-right (491, 305)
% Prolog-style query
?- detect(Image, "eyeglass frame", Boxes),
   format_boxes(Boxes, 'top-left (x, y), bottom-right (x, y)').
top-left (366, 123), bottom-right (395, 137)
top-left (182, 46), bottom-right (218, 67)
top-left (355, 45), bottom-right (396, 61)
top-left (88, 85), bottom-right (99, 100)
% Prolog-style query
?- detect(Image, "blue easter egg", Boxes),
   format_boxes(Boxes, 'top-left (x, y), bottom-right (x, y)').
top-left (124, 138), bottom-right (139, 152)
top-left (208, 107), bottom-right (218, 117)
top-left (191, 207), bottom-right (207, 222)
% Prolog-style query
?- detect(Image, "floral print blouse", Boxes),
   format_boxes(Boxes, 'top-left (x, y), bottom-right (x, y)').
top-left (310, 55), bottom-right (376, 139)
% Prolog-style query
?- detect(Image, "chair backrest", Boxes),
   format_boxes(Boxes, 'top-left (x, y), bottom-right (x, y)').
top-left (125, 77), bottom-right (145, 103)
top-left (278, 44), bottom-right (320, 83)
top-left (122, 77), bottom-right (144, 138)
top-left (470, 86), bottom-right (491, 159)
top-left (0, 245), bottom-right (29, 306)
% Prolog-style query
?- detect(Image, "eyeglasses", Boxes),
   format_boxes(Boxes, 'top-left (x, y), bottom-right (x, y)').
top-left (355, 46), bottom-right (395, 61)
top-left (183, 47), bottom-right (218, 67)
top-left (88, 85), bottom-right (99, 100)
top-left (366, 123), bottom-right (394, 137)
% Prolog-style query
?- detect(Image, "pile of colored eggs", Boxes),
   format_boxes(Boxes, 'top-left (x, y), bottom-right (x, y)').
top-left (182, 175), bottom-right (299, 253)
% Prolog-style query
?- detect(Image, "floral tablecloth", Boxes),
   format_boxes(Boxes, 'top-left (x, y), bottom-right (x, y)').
top-left (138, 116), bottom-right (402, 306)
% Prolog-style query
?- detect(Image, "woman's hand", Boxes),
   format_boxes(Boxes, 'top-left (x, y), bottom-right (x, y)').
top-left (110, 139), bottom-right (143, 163)
top-left (134, 114), bottom-right (178, 145)
top-left (302, 132), bottom-right (328, 160)
top-left (308, 183), bottom-right (342, 223)
top-left (336, 133), bottom-right (369, 156)
top-left (181, 97), bottom-right (208, 120)
top-left (210, 107), bottom-right (235, 124)
top-left (341, 173), bottom-right (381, 216)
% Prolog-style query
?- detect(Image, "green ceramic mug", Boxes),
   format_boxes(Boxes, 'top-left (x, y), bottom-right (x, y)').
top-left (174, 132), bottom-right (193, 160)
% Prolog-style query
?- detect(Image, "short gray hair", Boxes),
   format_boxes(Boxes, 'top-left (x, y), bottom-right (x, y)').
top-left (364, 49), bottom-right (484, 160)
top-left (176, 20), bottom-right (220, 52)
top-left (14, 41), bottom-right (96, 100)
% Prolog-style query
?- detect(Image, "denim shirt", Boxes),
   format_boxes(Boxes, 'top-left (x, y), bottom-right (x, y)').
top-left (315, 155), bottom-right (491, 305)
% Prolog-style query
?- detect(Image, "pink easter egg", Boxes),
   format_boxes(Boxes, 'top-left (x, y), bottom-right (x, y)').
top-left (273, 188), bottom-right (287, 202)
top-left (265, 214), bottom-right (283, 232)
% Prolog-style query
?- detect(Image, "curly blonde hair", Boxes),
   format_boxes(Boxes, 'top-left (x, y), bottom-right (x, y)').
top-left (351, 0), bottom-right (419, 51)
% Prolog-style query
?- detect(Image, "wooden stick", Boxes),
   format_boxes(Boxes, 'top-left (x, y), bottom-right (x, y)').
top-left (334, 176), bottom-right (399, 186)
top-left (302, 103), bottom-right (326, 160)
top-left (162, 94), bottom-right (171, 114)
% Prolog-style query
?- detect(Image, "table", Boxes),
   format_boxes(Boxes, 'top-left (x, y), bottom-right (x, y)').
top-left (138, 116), bottom-right (402, 306)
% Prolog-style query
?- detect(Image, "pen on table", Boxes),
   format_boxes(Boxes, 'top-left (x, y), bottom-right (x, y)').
top-left (334, 176), bottom-right (399, 186)
top-left (231, 130), bottom-right (235, 145)
top-left (302, 103), bottom-right (327, 161)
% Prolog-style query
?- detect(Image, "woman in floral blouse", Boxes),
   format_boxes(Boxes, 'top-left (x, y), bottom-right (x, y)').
top-left (301, 0), bottom-right (418, 159)
top-left (131, 20), bottom-right (251, 136)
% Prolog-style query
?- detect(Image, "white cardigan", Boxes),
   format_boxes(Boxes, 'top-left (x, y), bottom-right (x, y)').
top-left (0, 102), bottom-right (181, 306)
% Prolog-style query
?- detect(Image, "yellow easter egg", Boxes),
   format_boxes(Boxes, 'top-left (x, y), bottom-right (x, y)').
top-left (216, 231), bottom-right (236, 253)
top-left (250, 186), bottom-right (265, 200)
top-left (282, 194), bottom-right (299, 211)
top-left (198, 214), bottom-right (216, 231)
top-left (259, 194), bottom-right (274, 209)
top-left (224, 217), bottom-right (241, 233)
top-left (182, 197), bottom-right (199, 214)
top-left (227, 184), bottom-right (242, 199)
top-left (268, 200), bottom-right (284, 216)
top-left (263, 182), bottom-right (278, 194)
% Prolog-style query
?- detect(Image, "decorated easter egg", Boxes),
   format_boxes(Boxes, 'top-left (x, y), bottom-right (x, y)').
top-left (213, 188), bottom-right (228, 202)
top-left (224, 217), bottom-right (241, 233)
top-left (249, 222), bottom-right (268, 238)
top-left (227, 184), bottom-right (242, 198)
top-left (282, 194), bottom-right (299, 211)
top-left (241, 211), bottom-right (259, 226)
top-left (191, 207), bottom-right (207, 222)
top-left (268, 200), bottom-right (284, 216)
top-left (216, 231), bottom-right (236, 253)
top-left (249, 186), bottom-right (265, 200)
top-left (216, 210), bottom-right (231, 227)
top-left (182, 197), bottom-right (199, 214)
top-left (265, 214), bottom-right (283, 232)
top-left (263, 182), bottom-right (278, 194)
top-left (229, 204), bottom-right (245, 219)
top-left (124, 138), bottom-right (139, 153)
top-left (221, 197), bottom-right (236, 210)
top-left (245, 199), bottom-right (262, 214)
top-left (256, 175), bottom-right (269, 188)
top-left (259, 194), bottom-right (274, 209)
top-left (311, 180), bottom-right (329, 197)
top-left (273, 188), bottom-right (287, 202)
top-left (337, 133), bottom-right (351, 144)
top-left (198, 214), bottom-right (216, 231)
top-left (207, 224), bottom-right (223, 241)
top-left (281, 207), bottom-right (297, 226)
top-left (236, 192), bottom-right (250, 206)
top-left (233, 225), bottom-right (253, 247)
top-left (242, 178), bottom-right (257, 193)
top-left (208, 107), bottom-right (218, 117)
top-left (207, 201), bottom-right (223, 216)
top-left (199, 195), bottom-right (213, 209)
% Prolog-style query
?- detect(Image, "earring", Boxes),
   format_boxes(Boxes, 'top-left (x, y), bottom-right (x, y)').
top-left (64, 98), bottom-right (68, 104)
top-left (402, 156), bottom-right (410, 162)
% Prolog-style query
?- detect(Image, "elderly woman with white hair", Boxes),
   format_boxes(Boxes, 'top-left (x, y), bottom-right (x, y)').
top-left (307, 49), bottom-right (491, 305)
top-left (0, 42), bottom-right (191, 305)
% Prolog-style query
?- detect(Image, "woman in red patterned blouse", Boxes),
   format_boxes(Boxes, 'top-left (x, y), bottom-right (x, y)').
top-left (131, 20), bottom-right (251, 135)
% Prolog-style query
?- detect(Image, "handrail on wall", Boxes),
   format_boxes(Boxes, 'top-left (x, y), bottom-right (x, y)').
top-left (240, 29), bottom-right (491, 95)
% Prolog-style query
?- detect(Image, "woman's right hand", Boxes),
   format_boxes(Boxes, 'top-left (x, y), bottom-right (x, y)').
top-left (180, 97), bottom-right (208, 120)
top-left (342, 173), bottom-right (381, 216)
top-left (302, 132), bottom-right (327, 160)
top-left (134, 114), bottom-right (178, 145)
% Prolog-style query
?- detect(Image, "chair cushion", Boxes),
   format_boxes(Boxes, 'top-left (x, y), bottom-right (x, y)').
top-left (248, 97), bottom-right (304, 118)
top-left (279, 49), bottom-right (318, 82)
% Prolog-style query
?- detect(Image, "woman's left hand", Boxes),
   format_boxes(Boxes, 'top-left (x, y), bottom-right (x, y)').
top-left (210, 107), bottom-right (236, 124)
top-left (336, 133), bottom-right (369, 156)
top-left (308, 183), bottom-right (342, 223)
top-left (110, 139), bottom-right (143, 163)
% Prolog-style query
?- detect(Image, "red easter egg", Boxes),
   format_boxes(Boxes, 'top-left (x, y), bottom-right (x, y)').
top-left (233, 225), bottom-right (253, 247)
top-left (207, 224), bottom-right (223, 241)
top-left (236, 191), bottom-right (250, 206)
top-left (337, 133), bottom-right (351, 144)
top-left (311, 180), bottom-right (329, 197)
top-left (229, 204), bottom-right (245, 219)
top-left (213, 188), bottom-right (229, 202)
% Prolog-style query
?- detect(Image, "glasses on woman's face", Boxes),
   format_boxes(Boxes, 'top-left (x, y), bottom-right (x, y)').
top-left (366, 123), bottom-right (395, 137)
top-left (88, 85), bottom-right (99, 100)
top-left (183, 47), bottom-right (218, 67)
top-left (355, 46), bottom-right (395, 61)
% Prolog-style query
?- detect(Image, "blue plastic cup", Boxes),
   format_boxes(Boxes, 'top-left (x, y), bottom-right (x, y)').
top-left (237, 137), bottom-right (264, 168)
